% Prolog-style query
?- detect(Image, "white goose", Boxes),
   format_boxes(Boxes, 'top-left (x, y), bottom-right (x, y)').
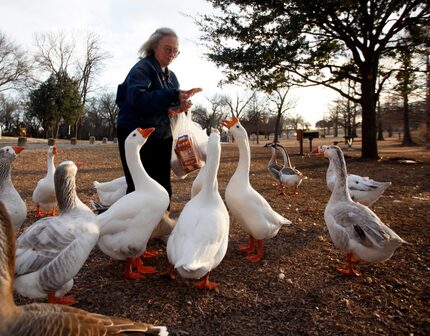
top-left (221, 117), bottom-right (292, 262)
top-left (97, 128), bottom-right (170, 279)
top-left (93, 176), bottom-right (127, 206)
top-left (0, 202), bottom-right (169, 336)
top-left (0, 146), bottom-right (27, 231)
top-left (166, 131), bottom-right (229, 289)
top-left (318, 145), bottom-right (391, 206)
top-left (92, 177), bottom-right (175, 241)
top-left (32, 145), bottom-right (58, 217)
top-left (190, 165), bottom-right (206, 198)
top-left (319, 145), bottom-right (405, 276)
top-left (14, 161), bottom-right (99, 305)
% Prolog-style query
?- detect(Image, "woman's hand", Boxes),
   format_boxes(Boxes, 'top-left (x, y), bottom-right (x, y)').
top-left (179, 87), bottom-right (203, 102)
top-left (168, 100), bottom-right (193, 117)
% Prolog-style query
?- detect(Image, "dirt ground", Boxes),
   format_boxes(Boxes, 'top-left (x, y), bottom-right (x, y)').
top-left (5, 135), bottom-right (430, 335)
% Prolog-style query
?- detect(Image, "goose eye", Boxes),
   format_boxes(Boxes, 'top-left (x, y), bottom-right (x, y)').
top-left (235, 125), bottom-right (239, 129)
top-left (133, 133), bottom-right (136, 137)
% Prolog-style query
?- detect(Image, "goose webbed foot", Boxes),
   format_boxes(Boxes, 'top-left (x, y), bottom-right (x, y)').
top-left (238, 235), bottom-right (255, 253)
top-left (245, 240), bottom-right (264, 262)
top-left (48, 292), bottom-right (77, 305)
top-left (122, 258), bottom-right (145, 279)
top-left (193, 273), bottom-right (218, 289)
top-left (133, 257), bottom-right (157, 274)
top-left (337, 265), bottom-right (361, 276)
top-left (142, 250), bottom-right (158, 258)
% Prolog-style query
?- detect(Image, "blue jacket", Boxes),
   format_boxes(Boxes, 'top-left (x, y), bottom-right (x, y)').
top-left (116, 55), bottom-right (180, 139)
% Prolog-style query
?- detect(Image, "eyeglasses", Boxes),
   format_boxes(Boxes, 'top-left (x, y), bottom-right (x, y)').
top-left (159, 44), bottom-right (180, 57)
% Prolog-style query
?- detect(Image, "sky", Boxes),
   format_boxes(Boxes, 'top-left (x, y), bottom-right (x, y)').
top-left (0, 0), bottom-right (338, 127)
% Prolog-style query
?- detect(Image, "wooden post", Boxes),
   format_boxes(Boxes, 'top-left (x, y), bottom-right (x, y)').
top-left (17, 137), bottom-right (27, 146)
top-left (296, 129), bottom-right (303, 155)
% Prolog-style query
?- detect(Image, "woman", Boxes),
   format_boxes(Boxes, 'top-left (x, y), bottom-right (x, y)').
top-left (116, 27), bottom-right (201, 202)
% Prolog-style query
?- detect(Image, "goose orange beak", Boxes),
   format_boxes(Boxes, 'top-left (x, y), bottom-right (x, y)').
top-left (12, 146), bottom-right (24, 154)
top-left (52, 146), bottom-right (58, 155)
top-left (220, 116), bottom-right (239, 129)
top-left (137, 127), bottom-right (155, 138)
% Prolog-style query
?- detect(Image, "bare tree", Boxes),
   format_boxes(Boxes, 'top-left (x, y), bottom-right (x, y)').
top-left (34, 31), bottom-right (75, 75)
top-left (267, 87), bottom-right (297, 143)
top-left (33, 31), bottom-right (110, 138)
top-left (0, 31), bottom-right (31, 92)
top-left (285, 113), bottom-right (310, 133)
top-left (224, 90), bottom-right (256, 118)
top-left (97, 92), bottom-right (118, 139)
top-left (74, 32), bottom-right (110, 137)
top-left (0, 94), bottom-right (20, 134)
top-left (244, 92), bottom-right (270, 144)
top-left (205, 93), bottom-right (230, 129)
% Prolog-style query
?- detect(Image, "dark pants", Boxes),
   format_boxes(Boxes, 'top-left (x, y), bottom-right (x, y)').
top-left (117, 126), bottom-right (172, 202)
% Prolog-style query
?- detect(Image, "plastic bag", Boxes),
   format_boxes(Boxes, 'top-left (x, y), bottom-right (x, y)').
top-left (170, 111), bottom-right (208, 178)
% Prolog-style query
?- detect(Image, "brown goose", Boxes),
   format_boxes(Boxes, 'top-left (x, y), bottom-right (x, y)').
top-left (0, 201), bottom-right (168, 335)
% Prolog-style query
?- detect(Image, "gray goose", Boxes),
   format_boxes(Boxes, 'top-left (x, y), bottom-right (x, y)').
top-left (0, 146), bottom-right (27, 230)
top-left (0, 200), bottom-right (168, 335)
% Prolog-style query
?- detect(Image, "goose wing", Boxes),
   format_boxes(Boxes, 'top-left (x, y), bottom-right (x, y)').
top-left (329, 202), bottom-right (397, 248)
top-left (15, 216), bottom-right (92, 275)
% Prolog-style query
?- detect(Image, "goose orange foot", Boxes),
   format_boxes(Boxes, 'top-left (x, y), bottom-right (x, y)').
top-left (122, 259), bottom-right (145, 279)
top-left (238, 235), bottom-right (255, 253)
top-left (35, 206), bottom-right (45, 218)
top-left (143, 250), bottom-right (158, 258)
top-left (132, 257), bottom-right (157, 274)
top-left (47, 208), bottom-right (58, 216)
top-left (245, 240), bottom-right (264, 262)
top-left (48, 292), bottom-right (77, 305)
top-left (193, 273), bottom-right (218, 289)
top-left (278, 184), bottom-right (286, 195)
top-left (345, 252), bottom-right (362, 265)
top-left (337, 266), bottom-right (361, 277)
top-left (245, 253), bottom-right (263, 262)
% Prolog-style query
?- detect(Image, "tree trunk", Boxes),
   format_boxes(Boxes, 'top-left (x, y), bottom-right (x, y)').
top-left (402, 94), bottom-right (414, 146)
top-left (426, 52), bottom-right (430, 149)
top-left (360, 73), bottom-right (378, 159)
top-left (377, 99), bottom-right (384, 140)
top-left (274, 109), bottom-right (282, 143)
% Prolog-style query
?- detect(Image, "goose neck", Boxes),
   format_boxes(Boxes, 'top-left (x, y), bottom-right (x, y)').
top-left (280, 147), bottom-right (292, 168)
top-left (125, 144), bottom-right (151, 191)
top-left (46, 155), bottom-right (55, 177)
top-left (55, 175), bottom-right (79, 212)
top-left (201, 145), bottom-right (220, 194)
top-left (235, 136), bottom-right (251, 181)
top-left (328, 152), bottom-right (350, 202)
top-left (269, 147), bottom-right (276, 165)
top-left (0, 161), bottom-right (12, 188)
top-left (0, 211), bottom-right (18, 317)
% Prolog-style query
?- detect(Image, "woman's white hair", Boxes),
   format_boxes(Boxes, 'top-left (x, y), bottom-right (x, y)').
top-left (138, 27), bottom-right (178, 59)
